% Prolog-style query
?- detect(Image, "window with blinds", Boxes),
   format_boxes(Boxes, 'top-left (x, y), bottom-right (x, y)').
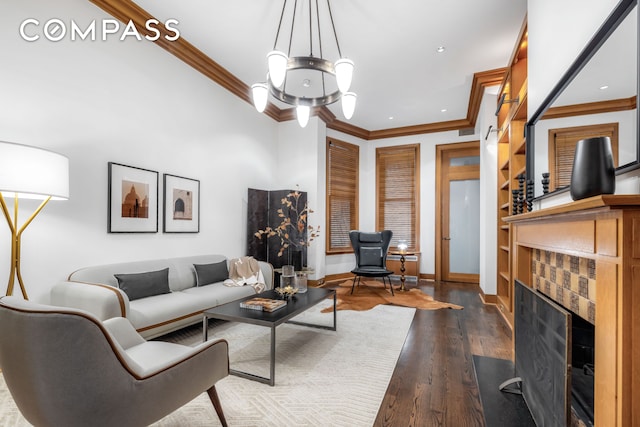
top-left (326, 138), bottom-right (359, 253)
top-left (376, 144), bottom-right (420, 251)
top-left (549, 123), bottom-right (619, 191)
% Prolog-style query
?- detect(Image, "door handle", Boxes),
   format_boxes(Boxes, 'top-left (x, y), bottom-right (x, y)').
top-left (443, 237), bottom-right (451, 240)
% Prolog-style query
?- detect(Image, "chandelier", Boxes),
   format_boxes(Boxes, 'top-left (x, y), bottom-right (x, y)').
top-left (251, 0), bottom-right (356, 127)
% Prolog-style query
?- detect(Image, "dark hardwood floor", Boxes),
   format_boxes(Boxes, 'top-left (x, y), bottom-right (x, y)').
top-left (334, 279), bottom-right (513, 427)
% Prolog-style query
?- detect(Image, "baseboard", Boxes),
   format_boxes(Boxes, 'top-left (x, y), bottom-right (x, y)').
top-left (324, 272), bottom-right (353, 283)
top-left (325, 272), bottom-right (435, 283)
top-left (479, 288), bottom-right (498, 305)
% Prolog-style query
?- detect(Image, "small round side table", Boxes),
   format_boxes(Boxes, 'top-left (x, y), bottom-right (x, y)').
top-left (391, 251), bottom-right (415, 291)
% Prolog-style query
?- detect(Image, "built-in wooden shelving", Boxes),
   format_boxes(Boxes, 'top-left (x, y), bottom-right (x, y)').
top-left (495, 18), bottom-right (527, 326)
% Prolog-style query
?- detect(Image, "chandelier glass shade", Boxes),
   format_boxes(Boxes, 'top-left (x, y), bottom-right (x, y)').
top-left (251, 0), bottom-right (356, 127)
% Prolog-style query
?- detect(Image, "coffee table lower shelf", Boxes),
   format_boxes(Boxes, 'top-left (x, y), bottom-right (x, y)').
top-left (202, 288), bottom-right (337, 386)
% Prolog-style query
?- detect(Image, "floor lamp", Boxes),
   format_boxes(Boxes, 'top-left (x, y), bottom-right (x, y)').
top-left (0, 141), bottom-right (69, 299)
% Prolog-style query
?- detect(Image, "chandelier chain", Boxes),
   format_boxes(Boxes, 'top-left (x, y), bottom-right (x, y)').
top-left (327, 0), bottom-right (342, 58)
top-left (287, 0), bottom-right (298, 58)
top-left (314, 0), bottom-right (328, 96)
top-left (273, 0), bottom-right (289, 50)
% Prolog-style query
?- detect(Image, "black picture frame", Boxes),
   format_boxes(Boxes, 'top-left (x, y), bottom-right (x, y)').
top-left (163, 173), bottom-right (200, 233)
top-left (108, 162), bottom-right (159, 233)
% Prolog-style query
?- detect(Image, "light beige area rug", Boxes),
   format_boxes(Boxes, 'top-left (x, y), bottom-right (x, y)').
top-left (0, 303), bottom-right (415, 427)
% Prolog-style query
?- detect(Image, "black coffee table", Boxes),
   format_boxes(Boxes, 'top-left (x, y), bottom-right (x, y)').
top-left (202, 287), bottom-right (336, 386)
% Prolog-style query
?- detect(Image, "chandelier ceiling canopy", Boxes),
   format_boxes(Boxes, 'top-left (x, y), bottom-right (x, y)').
top-left (251, 0), bottom-right (356, 127)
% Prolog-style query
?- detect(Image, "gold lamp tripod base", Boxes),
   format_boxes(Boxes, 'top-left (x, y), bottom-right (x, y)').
top-left (0, 193), bottom-right (51, 300)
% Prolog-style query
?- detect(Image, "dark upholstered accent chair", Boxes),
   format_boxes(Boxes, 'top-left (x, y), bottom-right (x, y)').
top-left (349, 230), bottom-right (395, 295)
top-left (0, 296), bottom-right (230, 427)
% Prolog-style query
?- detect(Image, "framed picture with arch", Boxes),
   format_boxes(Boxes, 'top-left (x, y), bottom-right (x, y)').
top-left (163, 173), bottom-right (200, 233)
top-left (108, 162), bottom-right (159, 233)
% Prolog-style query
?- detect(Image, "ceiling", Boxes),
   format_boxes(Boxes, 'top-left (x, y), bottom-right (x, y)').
top-left (128, 0), bottom-right (527, 134)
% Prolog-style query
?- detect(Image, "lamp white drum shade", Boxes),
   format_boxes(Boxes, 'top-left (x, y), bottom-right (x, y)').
top-left (0, 141), bottom-right (69, 200)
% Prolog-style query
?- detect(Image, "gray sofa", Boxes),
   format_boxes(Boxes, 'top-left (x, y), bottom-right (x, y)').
top-left (51, 254), bottom-right (273, 339)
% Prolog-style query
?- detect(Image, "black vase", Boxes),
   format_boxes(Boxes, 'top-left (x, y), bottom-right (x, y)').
top-left (570, 137), bottom-right (615, 201)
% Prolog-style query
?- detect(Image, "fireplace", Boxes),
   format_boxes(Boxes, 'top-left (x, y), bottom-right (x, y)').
top-left (505, 195), bottom-right (640, 426)
top-left (513, 280), bottom-right (594, 426)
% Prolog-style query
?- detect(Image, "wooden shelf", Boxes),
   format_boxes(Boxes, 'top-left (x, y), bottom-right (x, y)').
top-left (494, 16), bottom-right (527, 328)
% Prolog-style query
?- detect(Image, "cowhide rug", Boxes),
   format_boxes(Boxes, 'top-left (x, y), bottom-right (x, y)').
top-left (321, 280), bottom-right (463, 312)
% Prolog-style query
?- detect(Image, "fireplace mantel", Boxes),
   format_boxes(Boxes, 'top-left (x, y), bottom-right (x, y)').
top-left (504, 195), bottom-right (640, 427)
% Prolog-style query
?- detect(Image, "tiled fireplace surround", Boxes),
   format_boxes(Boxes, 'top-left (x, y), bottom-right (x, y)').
top-left (505, 195), bottom-right (640, 427)
top-left (531, 250), bottom-right (596, 325)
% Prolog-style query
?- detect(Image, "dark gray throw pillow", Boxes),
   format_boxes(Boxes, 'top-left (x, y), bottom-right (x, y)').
top-left (114, 268), bottom-right (171, 301)
top-left (194, 261), bottom-right (229, 286)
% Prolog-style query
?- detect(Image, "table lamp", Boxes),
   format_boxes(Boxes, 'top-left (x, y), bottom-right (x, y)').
top-left (0, 141), bottom-right (69, 299)
top-left (397, 240), bottom-right (408, 254)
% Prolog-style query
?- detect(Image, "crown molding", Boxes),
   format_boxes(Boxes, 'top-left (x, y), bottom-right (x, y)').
top-left (542, 96), bottom-right (636, 121)
top-left (89, 0), bottom-right (506, 141)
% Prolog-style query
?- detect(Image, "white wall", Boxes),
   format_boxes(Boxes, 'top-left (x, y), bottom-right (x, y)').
top-left (274, 117), bottom-right (327, 280)
top-left (0, 0), bottom-right (279, 302)
top-left (479, 91), bottom-right (499, 296)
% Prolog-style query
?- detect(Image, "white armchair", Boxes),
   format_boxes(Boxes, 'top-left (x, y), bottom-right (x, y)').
top-left (0, 296), bottom-right (229, 427)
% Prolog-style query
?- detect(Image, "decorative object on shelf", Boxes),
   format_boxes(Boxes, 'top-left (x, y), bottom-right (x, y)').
top-left (251, 0), bottom-right (357, 127)
top-left (517, 173), bottom-right (525, 191)
top-left (512, 189), bottom-right (519, 215)
top-left (516, 189), bottom-right (522, 214)
top-left (162, 174), bottom-right (200, 233)
top-left (526, 180), bottom-right (534, 212)
top-left (570, 137), bottom-right (616, 201)
top-left (108, 162), bottom-right (158, 233)
top-left (541, 172), bottom-right (550, 194)
top-left (0, 141), bottom-right (69, 299)
top-left (251, 187), bottom-right (320, 270)
top-left (517, 173), bottom-right (526, 214)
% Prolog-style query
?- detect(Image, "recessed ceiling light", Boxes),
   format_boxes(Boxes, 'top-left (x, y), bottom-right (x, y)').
top-left (599, 85), bottom-right (609, 90)
top-left (436, 46), bottom-right (445, 53)
top-left (388, 116), bottom-right (394, 120)
top-left (441, 108), bottom-right (447, 112)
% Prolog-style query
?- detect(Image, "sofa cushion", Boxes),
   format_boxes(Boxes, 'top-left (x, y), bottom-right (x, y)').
top-left (114, 268), bottom-right (171, 301)
top-left (194, 261), bottom-right (228, 286)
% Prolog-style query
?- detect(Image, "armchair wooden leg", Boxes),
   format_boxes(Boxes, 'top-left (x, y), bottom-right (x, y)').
top-left (207, 386), bottom-right (228, 427)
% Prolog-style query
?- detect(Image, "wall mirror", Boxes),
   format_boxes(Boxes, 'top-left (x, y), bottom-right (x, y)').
top-left (527, 0), bottom-right (638, 198)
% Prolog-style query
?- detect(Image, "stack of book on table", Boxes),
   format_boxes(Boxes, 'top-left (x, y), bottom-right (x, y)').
top-left (240, 297), bottom-right (287, 312)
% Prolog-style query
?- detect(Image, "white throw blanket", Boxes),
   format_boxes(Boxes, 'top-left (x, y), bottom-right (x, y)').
top-left (223, 256), bottom-right (266, 293)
